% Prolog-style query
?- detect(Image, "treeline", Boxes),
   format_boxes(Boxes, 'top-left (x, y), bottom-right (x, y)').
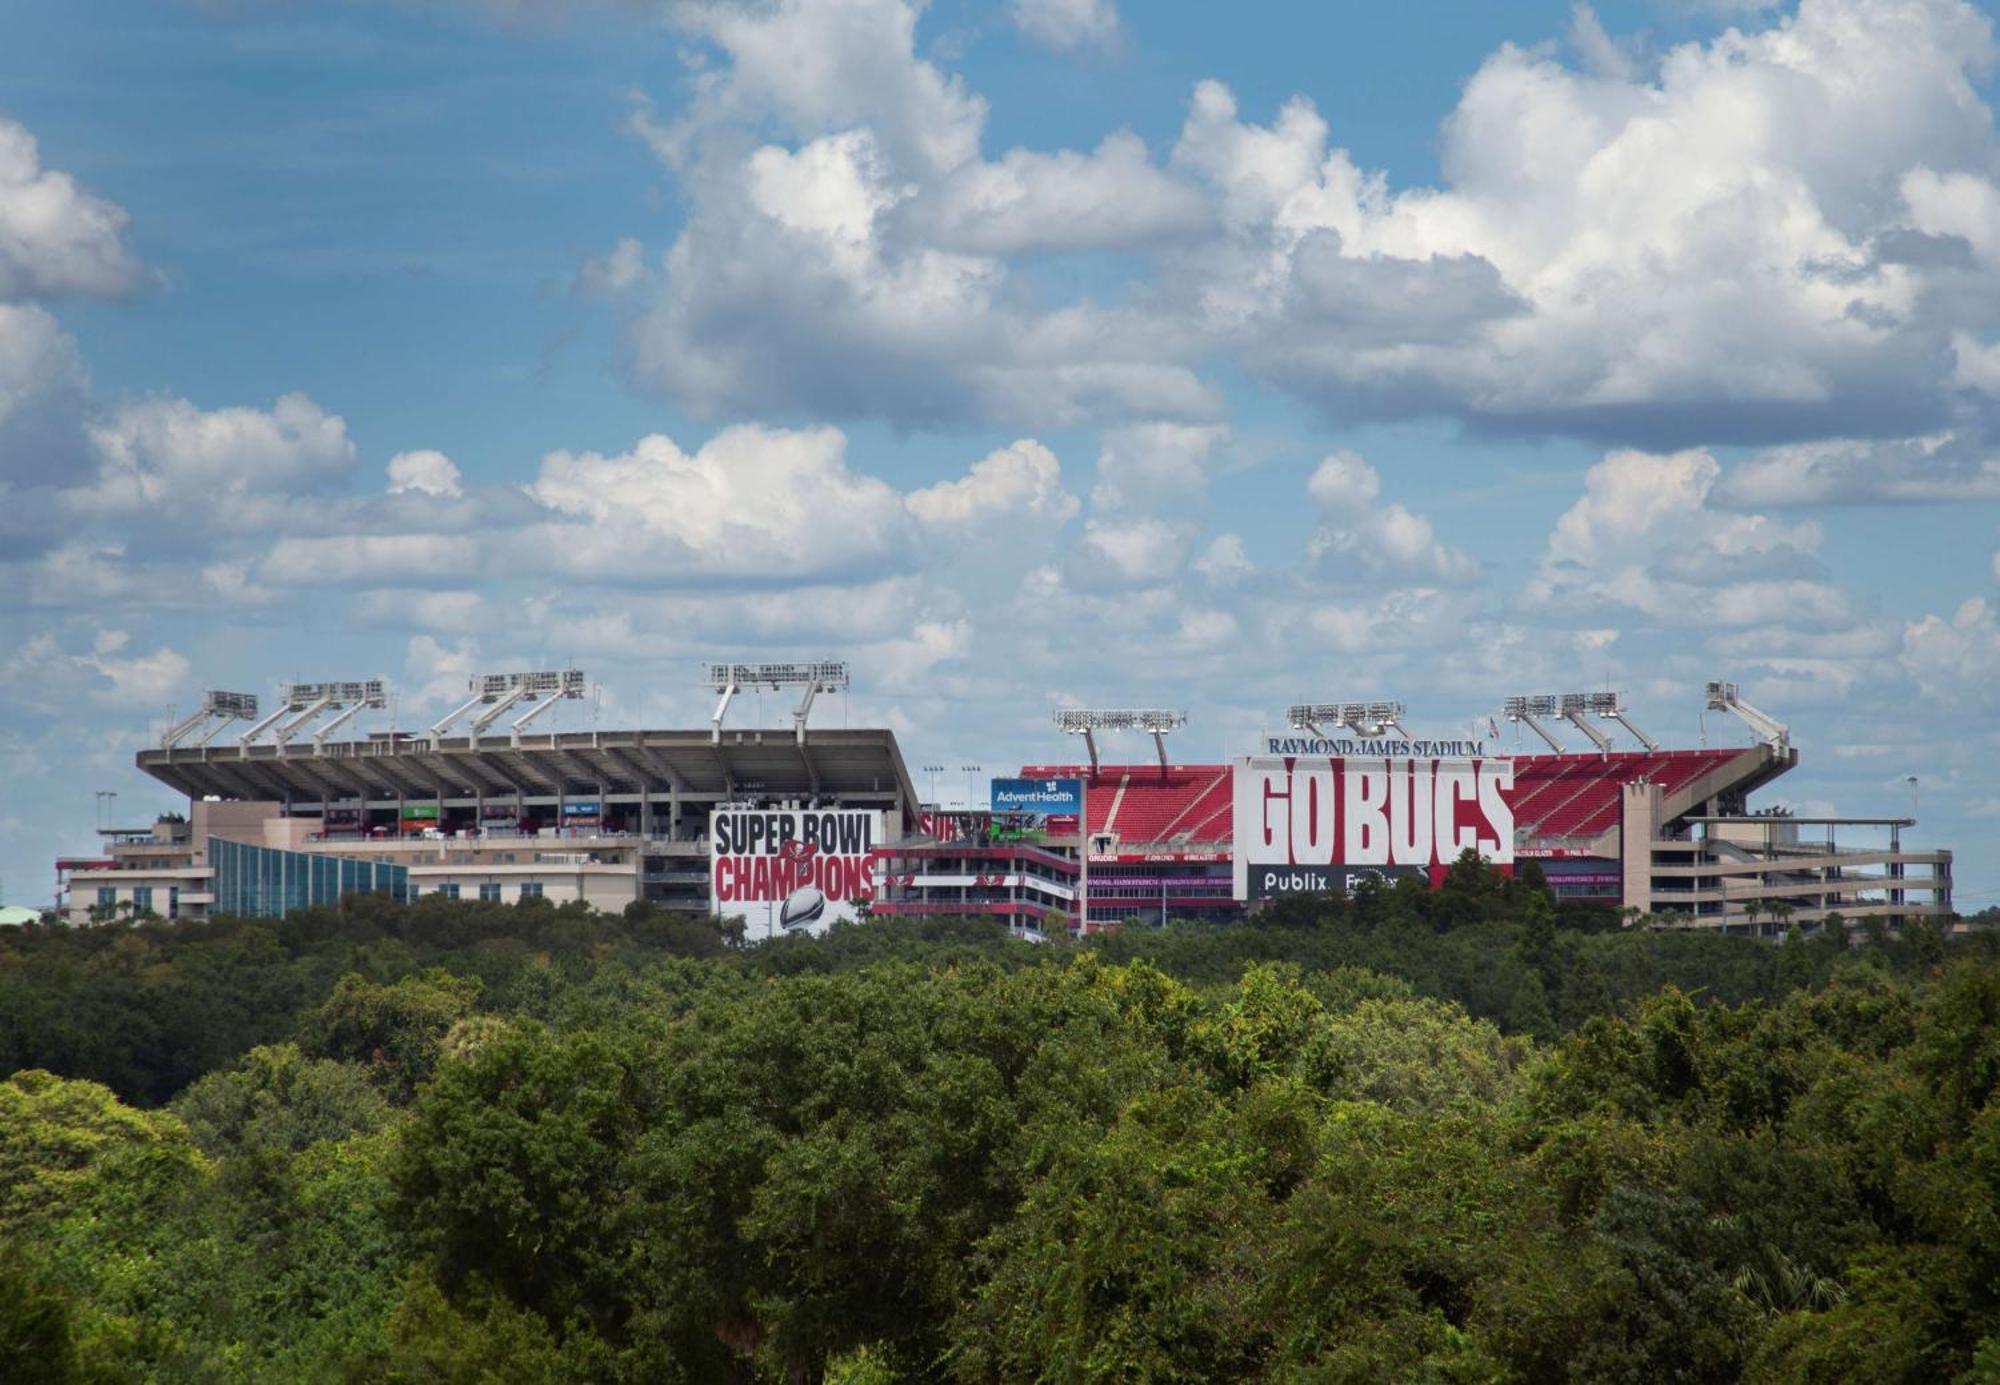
top-left (3, 864), bottom-right (1997, 1380)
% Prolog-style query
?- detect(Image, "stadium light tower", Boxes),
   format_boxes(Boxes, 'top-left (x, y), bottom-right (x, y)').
top-left (706, 661), bottom-right (850, 745)
top-left (1705, 681), bottom-right (1789, 750)
top-left (430, 670), bottom-right (586, 748)
top-left (1557, 693), bottom-right (1613, 753)
top-left (1503, 695), bottom-right (1566, 753)
top-left (270, 681), bottom-right (387, 748)
top-left (1053, 708), bottom-right (1186, 773)
top-left (161, 690), bottom-right (259, 749)
top-left (1287, 700), bottom-right (1409, 739)
top-left (1586, 690), bottom-right (1656, 751)
top-left (240, 680), bottom-right (386, 748)
top-left (308, 681), bottom-right (389, 752)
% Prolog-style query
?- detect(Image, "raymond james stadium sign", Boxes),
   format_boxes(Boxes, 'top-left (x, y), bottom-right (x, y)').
top-left (1263, 736), bottom-right (1491, 758)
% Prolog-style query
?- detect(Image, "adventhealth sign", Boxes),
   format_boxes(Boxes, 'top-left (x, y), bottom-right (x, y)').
top-left (991, 777), bottom-right (1085, 817)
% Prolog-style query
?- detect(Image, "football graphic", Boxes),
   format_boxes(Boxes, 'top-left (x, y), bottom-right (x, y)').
top-left (779, 886), bottom-right (827, 931)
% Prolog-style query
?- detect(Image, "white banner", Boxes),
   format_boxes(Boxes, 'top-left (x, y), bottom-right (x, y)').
top-left (1232, 756), bottom-right (1515, 900)
top-left (711, 808), bottom-right (883, 938)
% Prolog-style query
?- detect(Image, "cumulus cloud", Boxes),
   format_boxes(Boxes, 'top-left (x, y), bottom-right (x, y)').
top-left (1717, 432), bottom-right (2000, 506)
top-left (1091, 422), bottom-right (1227, 512)
top-left (0, 120), bottom-right (141, 302)
top-left (1306, 450), bottom-right (1476, 584)
top-left (1534, 447), bottom-right (1841, 626)
top-left (0, 628), bottom-right (189, 712)
top-left (905, 438), bottom-right (1079, 526)
top-left (386, 449), bottom-right (463, 497)
top-left (608, 0), bottom-right (1220, 428)
top-left (258, 533), bottom-right (482, 585)
top-left (922, 133), bottom-right (1209, 256)
top-left (75, 391), bottom-right (358, 517)
top-left (524, 423), bottom-right (909, 582)
top-left (589, 0), bottom-right (2000, 446)
top-left (522, 423), bottom-right (1085, 585)
top-left (1075, 515), bottom-right (1192, 586)
top-left (1010, 0), bottom-right (1120, 53)
top-left (1902, 596), bottom-right (2000, 703)
top-left (1192, 532), bottom-right (1252, 584)
top-left (1166, 0), bottom-right (2000, 442)
top-left (0, 303), bottom-right (90, 483)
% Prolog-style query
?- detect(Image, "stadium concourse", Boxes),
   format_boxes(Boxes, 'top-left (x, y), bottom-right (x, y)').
top-left (56, 673), bottom-right (1954, 935)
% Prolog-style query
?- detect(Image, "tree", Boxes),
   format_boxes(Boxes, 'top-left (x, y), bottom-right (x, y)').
top-left (295, 970), bottom-right (482, 1097)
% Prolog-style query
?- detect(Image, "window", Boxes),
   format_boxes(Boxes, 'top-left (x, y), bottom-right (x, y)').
top-left (96, 887), bottom-right (116, 909)
top-left (519, 881), bottom-right (544, 901)
top-left (167, 887), bottom-right (179, 920)
top-left (133, 886), bottom-right (154, 916)
top-left (437, 883), bottom-right (461, 901)
top-left (478, 883), bottom-right (502, 902)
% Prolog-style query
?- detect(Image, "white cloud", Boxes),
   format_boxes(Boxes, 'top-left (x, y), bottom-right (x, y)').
top-left (259, 533), bottom-right (482, 585)
top-left (923, 133), bottom-right (1209, 256)
top-left (0, 628), bottom-right (189, 713)
top-left (1567, 3), bottom-right (1639, 82)
top-left (0, 303), bottom-right (89, 482)
top-left (1535, 447), bottom-right (1841, 626)
top-left (1010, 0), bottom-right (1119, 53)
top-left (76, 391), bottom-right (358, 516)
top-left (556, 0), bottom-right (2000, 450)
top-left (1091, 421), bottom-right (1227, 512)
top-left (356, 588), bottom-right (483, 631)
top-left (1164, 0), bottom-right (2000, 441)
top-left (1902, 596), bottom-right (2000, 703)
top-left (405, 633), bottom-right (479, 707)
top-left (386, 449), bottom-right (464, 498)
top-left (1306, 450), bottom-right (1475, 583)
top-left (667, 0), bottom-right (986, 179)
top-left (0, 120), bottom-right (141, 302)
top-left (1193, 533), bottom-right (1252, 584)
top-left (525, 423), bottom-right (910, 581)
top-left (1076, 516), bottom-right (1191, 585)
top-left (905, 438), bottom-right (1078, 526)
top-left (1718, 432), bottom-right (2000, 506)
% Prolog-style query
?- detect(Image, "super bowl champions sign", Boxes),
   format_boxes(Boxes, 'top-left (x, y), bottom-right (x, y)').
top-left (1233, 756), bottom-right (1515, 900)
top-left (710, 808), bottom-right (883, 938)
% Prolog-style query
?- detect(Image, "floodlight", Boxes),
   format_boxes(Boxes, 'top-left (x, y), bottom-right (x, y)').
top-left (162, 690), bottom-right (261, 749)
top-left (707, 660), bottom-right (850, 743)
top-left (1704, 679), bottom-right (1789, 750)
top-left (1053, 708), bottom-right (1187, 771)
top-left (429, 669), bottom-right (587, 747)
top-left (1288, 700), bottom-right (1407, 737)
top-left (1502, 694), bottom-right (1566, 752)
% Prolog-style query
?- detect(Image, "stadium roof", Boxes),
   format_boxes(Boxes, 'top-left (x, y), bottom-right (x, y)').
top-left (137, 727), bottom-right (920, 813)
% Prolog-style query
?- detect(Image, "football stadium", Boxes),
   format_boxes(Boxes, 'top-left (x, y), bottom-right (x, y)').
top-left (58, 666), bottom-right (1954, 936)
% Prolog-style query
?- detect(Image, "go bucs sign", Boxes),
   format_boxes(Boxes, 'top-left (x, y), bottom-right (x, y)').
top-left (1233, 756), bottom-right (1515, 899)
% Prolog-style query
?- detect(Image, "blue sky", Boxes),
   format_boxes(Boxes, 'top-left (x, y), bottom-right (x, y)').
top-left (0, 0), bottom-right (1995, 911)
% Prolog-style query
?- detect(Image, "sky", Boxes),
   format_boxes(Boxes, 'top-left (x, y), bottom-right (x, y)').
top-left (0, 0), bottom-right (1995, 911)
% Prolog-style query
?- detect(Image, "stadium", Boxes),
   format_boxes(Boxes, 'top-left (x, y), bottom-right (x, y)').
top-left (58, 665), bottom-right (1954, 936)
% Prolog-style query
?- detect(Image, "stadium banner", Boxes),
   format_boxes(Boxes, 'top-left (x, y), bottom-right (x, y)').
top-left (991, 776), bottom-right (1085, 817)
top-left (1232, 756), bottom-right (1515, 901)
top-left (710, 808), bottom-right (884, 939)
top-left (990, 776), bottom-right (1085, 843)
top-left (1089, 850), bottom-right (1231, 864)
